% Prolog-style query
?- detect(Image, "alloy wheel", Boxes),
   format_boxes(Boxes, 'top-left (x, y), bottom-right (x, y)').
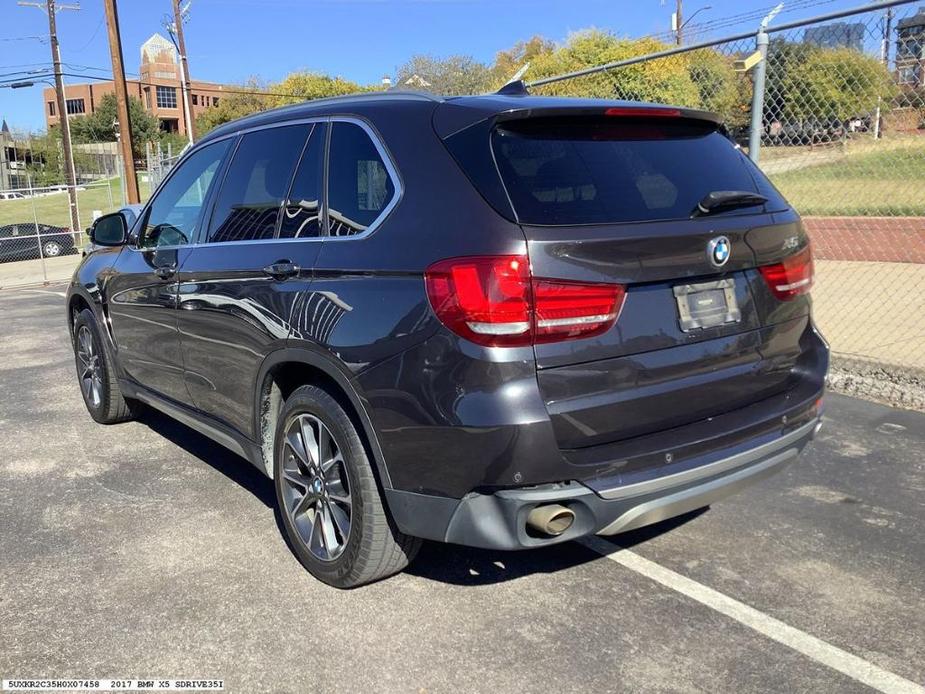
top-left (280, 413), bottom-right (352, 561)
top-left (43, 241), bottom-right (62, 257)
top-left (76, 325), bottom-right (103, 408)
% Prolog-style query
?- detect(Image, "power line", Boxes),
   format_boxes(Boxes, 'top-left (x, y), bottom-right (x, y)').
top-left (4, 69), bottom-right (307, 98)
top-left (72, 16), bottom-right (104, 53)
top-left (646, 0), bottom-right (843, 43)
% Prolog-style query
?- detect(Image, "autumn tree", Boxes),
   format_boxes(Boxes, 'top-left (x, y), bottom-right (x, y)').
top-left (492, 35), bottom-right (556, 87)
top-left (195, 78), bottom-right (273, 136)
top-left (394, 55), bottom-right (494, 95)
top-left (527, 31), bottom-right (702, 104)
top-left (269, 72), bottom-right (366, 107)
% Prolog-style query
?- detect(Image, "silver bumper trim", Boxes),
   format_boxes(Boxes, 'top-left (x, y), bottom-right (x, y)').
top-left (596, 419), bottom-right (817, 501)
top-left (597, 447), bottom-right (799, 536)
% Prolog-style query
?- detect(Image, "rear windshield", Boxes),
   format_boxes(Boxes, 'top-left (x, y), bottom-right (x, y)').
top-left (491, 117), bottom-right (784, 226)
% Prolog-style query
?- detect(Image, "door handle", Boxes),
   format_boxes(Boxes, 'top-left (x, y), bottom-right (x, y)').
top-left (263, 261), bottom-right (300, 280)
top-left (154, 264), bottom-right (177, 280)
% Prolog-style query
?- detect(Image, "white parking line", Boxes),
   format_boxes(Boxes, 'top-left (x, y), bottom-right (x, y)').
top-left (0, 288), bottom-right (67, 298)
top-left (581, 536), bottom-right (924, 694)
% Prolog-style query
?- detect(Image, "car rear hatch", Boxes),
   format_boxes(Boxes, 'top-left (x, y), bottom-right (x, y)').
top-left (438, 101), bottom-right (822, 457)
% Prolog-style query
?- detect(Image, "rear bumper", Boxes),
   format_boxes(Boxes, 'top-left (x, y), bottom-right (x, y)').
top-left (386, 416), bottom-right (821, 550)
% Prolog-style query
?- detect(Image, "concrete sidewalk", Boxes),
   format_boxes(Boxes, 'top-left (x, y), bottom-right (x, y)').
top-left (0, 254), bottom-right (80, 289)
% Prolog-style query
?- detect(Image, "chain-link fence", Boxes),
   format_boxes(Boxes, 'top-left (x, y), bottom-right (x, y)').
top-left (530, 0), bottom-right (925, 409)
top-left (0, 177), bottom-right (152, 286)
top-left (146, 141), bottom-right (184, 191)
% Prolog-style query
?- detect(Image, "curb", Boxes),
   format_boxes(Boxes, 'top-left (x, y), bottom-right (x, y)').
top-left (827, 354), bottom-right (925, 412)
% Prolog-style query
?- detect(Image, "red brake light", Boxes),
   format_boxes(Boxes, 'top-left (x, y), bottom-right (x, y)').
top-left (604, 106), bottom-right (682, 118)
top-left (424, 255), bottom-right (625, 347)
top-left (533, 279), bottom-right (624, 343)
top-left (425, 256), bottom-right (531, 347)
top-left (759, 245), bottom-right (814, 300)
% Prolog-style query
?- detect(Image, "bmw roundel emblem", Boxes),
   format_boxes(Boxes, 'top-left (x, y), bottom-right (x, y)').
top-left (708, 236), bottom-right (731, 268)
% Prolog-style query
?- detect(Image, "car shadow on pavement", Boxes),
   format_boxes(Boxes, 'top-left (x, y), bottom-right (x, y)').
top-left (135, 407), bottom-right (276, 509)
top-left (135, 406), bottom-right (706, 587)
top-left (407, 510), bottom-right (707, 587)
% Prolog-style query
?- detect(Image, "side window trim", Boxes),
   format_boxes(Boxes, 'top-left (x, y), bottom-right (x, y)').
top-left (131, 115), bottom-right (401, 249)
top-left (275, 122), bottom-right (323, 239)
top-left (197, 134), bottom-right (244, 245)
top-left (322, 120), bottom-right (332, 238)
top-left (323, 116), bottom-right (402, 242)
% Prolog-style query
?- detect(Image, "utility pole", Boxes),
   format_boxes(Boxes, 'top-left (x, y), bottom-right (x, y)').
top-left (102, 0), bottom-right (139, 203)
top-left (675, 0), bottom-right (683, 45)
top-left (18, 0), bottom-right (80, 233)
top-left (172, 0), bottom-right (195, 144)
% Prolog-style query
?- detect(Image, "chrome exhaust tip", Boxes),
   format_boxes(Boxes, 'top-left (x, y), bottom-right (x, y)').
top-left (526, 504), bottom-right (576, 537)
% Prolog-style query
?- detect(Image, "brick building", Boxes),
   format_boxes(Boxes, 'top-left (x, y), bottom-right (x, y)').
top-left (44, 33), bottom-right (228, 136)
top-left (896, 6), bottom-right (925, 87)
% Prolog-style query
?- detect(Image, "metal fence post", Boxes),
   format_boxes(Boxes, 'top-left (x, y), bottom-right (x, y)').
top-left (747, 29), bottom-right (770, 164)
top-left (30, 192), bottom-right (48, 284)
top-left (119, 153), bottom-right (128, 208)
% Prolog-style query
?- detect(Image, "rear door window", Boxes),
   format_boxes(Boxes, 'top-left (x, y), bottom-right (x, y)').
top-left (207, 124), bottom-right (312, 243)
top-left (492, 117), bottom-right (785, 226)
top-left (327, 122), bottom-right (396, 237)
top-left (279, 123), bottom-right (326, 239)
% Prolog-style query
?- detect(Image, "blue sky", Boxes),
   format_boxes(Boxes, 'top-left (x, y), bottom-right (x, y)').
top-left (1, 0), bottom-right (862, 132)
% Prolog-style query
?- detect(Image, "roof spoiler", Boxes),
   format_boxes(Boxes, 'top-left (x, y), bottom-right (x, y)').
top-left (434, 100), bottom-right (723, 139)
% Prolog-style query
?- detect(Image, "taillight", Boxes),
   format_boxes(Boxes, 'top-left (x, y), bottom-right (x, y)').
top-left (424, 255), bottom-right (531, 347)
top-left (424, 255), bottom-right (625, 347)
top-left (759, 245), bottom-right (814, 301)
top-left (533, 279), bottom-right (624, 343)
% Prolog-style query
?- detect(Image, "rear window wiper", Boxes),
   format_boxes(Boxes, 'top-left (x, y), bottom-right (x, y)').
top-left (692, 190), bottom-right (768, 217)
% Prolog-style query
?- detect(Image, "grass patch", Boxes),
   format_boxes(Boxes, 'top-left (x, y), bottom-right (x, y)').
top-left (768, 138), bottom-right (925, 216)
top-left (0, 176), bottom-right (151, 231)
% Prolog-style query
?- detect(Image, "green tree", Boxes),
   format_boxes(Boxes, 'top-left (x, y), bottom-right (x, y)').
top-left (69, 93), bottom-right (160, 158)
top-left (764, 38), bottom-right (816, 125)
top-left (23, 128), bottom-right (93, 186)
top-left (783, 47), bottom-right (896, 122)
top-left (394, 55), bottom-right (494, 95)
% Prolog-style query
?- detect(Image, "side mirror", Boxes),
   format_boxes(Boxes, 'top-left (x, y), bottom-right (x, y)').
top-left (92, 212), bottom-right (128, 247)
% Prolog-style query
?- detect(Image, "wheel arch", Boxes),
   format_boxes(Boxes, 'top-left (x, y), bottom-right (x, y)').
top-left (255, 347), bottom-right (393, 490)
top-left (66, 290), bottom-right (94, 338)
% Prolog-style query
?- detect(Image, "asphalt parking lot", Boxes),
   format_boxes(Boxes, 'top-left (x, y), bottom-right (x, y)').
top-left (1, 284), bottom-right (923, 693)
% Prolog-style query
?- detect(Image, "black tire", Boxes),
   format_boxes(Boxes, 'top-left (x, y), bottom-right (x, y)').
top-left (274, 385), bottom-right (420, 588)
top-left (72, 308), bottom-right (135, 424)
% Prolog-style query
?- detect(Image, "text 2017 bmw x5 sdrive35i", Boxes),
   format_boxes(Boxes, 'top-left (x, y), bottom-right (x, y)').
top-left (67, 91), bottom-right (828, 588)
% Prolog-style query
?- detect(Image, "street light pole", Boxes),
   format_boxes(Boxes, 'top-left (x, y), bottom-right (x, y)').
top-left (18, 0), bottom-right (81, 233)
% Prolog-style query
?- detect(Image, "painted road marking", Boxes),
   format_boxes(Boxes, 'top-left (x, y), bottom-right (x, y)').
top-left (582, 536), bottom-right (924, 694)
top-left (0, 288), bottom-right (67, 298)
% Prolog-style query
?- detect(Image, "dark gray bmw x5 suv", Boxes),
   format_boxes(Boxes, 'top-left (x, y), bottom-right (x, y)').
top-left (67, 90), bottom-right (828, 588)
